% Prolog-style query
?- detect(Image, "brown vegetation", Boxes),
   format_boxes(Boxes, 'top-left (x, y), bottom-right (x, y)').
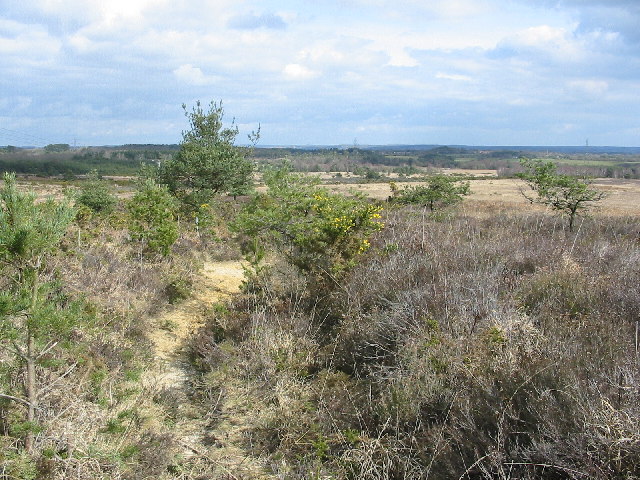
top-left (192, 200), bottom-right (640, 479)
top-left (326, 177), bottom-right (640, 216)
top-left (2, 167), bottom-right (639, 479)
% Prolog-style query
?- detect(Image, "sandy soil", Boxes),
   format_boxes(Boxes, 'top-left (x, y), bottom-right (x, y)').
top-left (145, 260), bottom-right (274, 478)
top-left (148, 261), bottom-right (244, 363)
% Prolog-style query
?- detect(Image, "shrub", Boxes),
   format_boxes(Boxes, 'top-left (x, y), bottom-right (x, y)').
top-left (233, 166), bottom-right (384, 287)
top-left (76, 171), bottom-right (117, 214)
top-left (202, 204), bottom-right (640, 479)
top-left (517, 158), bottom-right (606, 231)
top-left (390, 174), bottom-right (470, 211)
top-left (127, 178), bottom-right (179, 256)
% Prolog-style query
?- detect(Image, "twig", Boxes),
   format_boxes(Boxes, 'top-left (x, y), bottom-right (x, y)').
top-left (569, 216), bottom-right (585, 256)
top-left (502, 462), bottom-right (593, 478)
top-left (36, 340), bottom-right (59, 359)
top-left (36, 363), bottom-right (78, 399)
top-left (179, 441), bottom-right (242, 480)
top-left (457, 452), bottom-right (494, 480)
top-left (0, 393), bottom-right (34, 408)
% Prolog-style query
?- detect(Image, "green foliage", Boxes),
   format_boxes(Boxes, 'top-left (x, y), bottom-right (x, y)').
top-left (157, 101), bottom-right (257, 211)
top-left (0, 173), bottom-right (83, 451)
top-left (517, 158), bottom-right (606, 231)
top-left (126, 178), bottom-right (178, 256)
top-left (392, 164), bottom-right (420, 176)
top-left (312, 435), bottom-right (330, 460)
top-left (43, 143), bottom-right (70, 153)
top-left (390, 174), bottom-right (470, 210)
top-left (0, 450), bottom-right (38, 480)
top-left (233, 167), bottom-right (383, 284)
top-left (353, 166), bottom-right (382, 180)
top-left (0, 286), bottom-right (85, 351)
top-left (0, 173), bottom-right (75, 264)
top-left (164, 276), bottom-right (192, 304)
top-left (76, 171), bottom-right (117, 214)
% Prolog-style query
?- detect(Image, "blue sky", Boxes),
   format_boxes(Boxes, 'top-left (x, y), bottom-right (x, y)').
top-left (1, 0), bottom-right (639, 146)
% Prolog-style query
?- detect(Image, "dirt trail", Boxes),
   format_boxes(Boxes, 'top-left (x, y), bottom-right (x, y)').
top-left (148, 261), bottom-right (244, 368)
top-left (145, 259), bottom-right (273, 478)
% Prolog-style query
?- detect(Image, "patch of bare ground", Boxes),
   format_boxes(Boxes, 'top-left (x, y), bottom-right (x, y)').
top-left (145, 260), bottom-right (274, 478)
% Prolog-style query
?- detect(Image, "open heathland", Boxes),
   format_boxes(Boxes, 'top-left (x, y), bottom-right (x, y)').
top-left (2, 169), bottom-right (639, 479)
top-left (2, 129), bottom-right (639, 479)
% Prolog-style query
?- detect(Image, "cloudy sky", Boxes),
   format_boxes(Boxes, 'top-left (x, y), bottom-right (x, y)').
top-left (1, 0), bottom-right (639, 146)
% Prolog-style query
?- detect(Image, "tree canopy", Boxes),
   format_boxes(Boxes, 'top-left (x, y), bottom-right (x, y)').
top-left (390, 174), bottom-right (470, 211)
top-left (517, 158), bottom-right (605, 231)
top-left (157, 101), bottom-right (257, 210)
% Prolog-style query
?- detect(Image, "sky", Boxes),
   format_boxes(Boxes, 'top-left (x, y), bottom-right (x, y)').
top-left (1, 0), bottom-right (639, 147)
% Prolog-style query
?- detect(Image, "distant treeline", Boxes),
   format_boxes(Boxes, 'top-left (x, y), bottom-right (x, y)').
top-left (253, 145), bottom-right (640, 178)
top-left (0, 146), bottom-right (177, 176)
top-left (3, 144), bottom-right (640, 178)
top-left (253, 146), bottom-right (524, 172)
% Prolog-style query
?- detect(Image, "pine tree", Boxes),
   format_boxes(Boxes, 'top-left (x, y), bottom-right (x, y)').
top-left (0, 173), bottom-right (79, 452)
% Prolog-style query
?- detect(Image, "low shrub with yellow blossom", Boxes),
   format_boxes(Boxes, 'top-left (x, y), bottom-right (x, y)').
top-left (233, 166), bottom-right (384, 283)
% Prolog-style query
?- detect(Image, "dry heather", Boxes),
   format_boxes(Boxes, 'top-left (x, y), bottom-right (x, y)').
top-left (3, 173), bottom-right (639, 479)
top-left (192, 200), bottom-right (640, 479)
top-left (0, 204), bottom-right (235, 479)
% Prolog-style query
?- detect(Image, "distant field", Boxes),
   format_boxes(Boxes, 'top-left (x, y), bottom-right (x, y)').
top-left (326, 176), bottom-right (640, 216)
top-left (13, 168), bottom-right (640, 216)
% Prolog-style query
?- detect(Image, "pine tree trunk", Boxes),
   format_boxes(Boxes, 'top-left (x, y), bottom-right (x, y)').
top-left (25, 332), bottom-right (36, 453)
top-left (24, 269), bottom-right (39, 453)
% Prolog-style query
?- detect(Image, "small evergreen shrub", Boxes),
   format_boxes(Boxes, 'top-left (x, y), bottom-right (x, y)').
top-left (127, 178), bottom-right (179, 256)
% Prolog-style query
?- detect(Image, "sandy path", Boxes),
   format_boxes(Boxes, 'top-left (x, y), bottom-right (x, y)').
top-left (144, 260), bottom-right (274, 478)
top-left (148, 261), bottom-right (245, 367)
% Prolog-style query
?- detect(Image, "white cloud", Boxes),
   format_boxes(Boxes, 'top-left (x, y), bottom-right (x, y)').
top-left (0, 20), bottom-right (61, 60)
top-left (227, 12), bottom-right (286, 30)
top-left (436, 72), bottom-right (472, 82)
top-left (32, 0), bottom-right (168, 23)
top-left (428, 0), bottom-right (494, 18)
top-left (496, 25), bottom-right (585, 62)
top-left (1, 0), bottom-right (640, 146)
top-left (343, 0), bottom-right (493, 19)
top-left (567, 79), bottom-right (609, 96)
top-left (173, 64), bottom-right (221, 86)
top-left (283, 63), bottom-right (320, 80)
top-left (384, 47), bottom-right (419, 67)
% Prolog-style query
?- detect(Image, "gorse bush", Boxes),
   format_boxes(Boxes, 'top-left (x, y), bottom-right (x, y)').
top-left (233, 166), bottom-right (384, 286)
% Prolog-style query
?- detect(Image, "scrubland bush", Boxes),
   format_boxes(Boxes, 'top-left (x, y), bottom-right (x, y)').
top-left (194, 202), bottom-right (640, 479)
top-left (233, 166), bottom-right (383, 293)
top-left (389, 174), bottom-right (470, 211)
top-left (127, 178), bottom-right (179, 256)
top-left (75, 171), bottom-right (118, 215)
top-left (517, 158), bottom-right (606, 231)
